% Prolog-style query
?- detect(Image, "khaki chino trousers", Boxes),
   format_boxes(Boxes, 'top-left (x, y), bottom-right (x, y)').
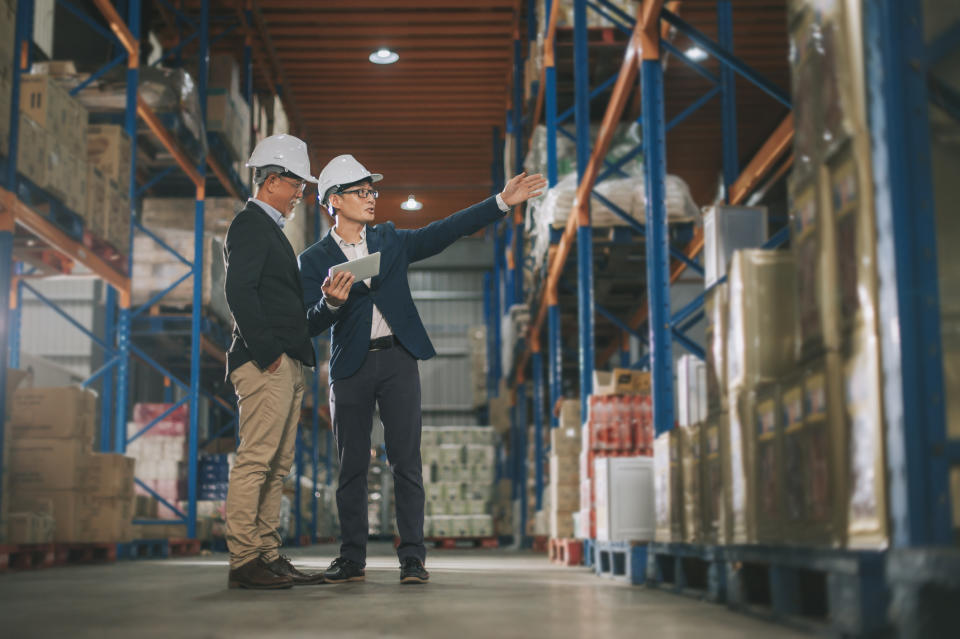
top-left (225, 354), bottom-right (305, 569)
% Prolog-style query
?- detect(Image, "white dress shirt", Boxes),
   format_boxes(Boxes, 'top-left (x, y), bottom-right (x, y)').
top-left (324, 194), bottom-right (511, 340)
top-left (249, 198), bottom-right (286, 228)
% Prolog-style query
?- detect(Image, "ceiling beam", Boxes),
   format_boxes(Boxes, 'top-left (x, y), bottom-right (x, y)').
top-left (268, 25), bottom-right (513, 37)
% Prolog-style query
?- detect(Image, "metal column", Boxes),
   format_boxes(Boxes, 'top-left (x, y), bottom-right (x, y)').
top-left (573, 0), bottom-right (595, 424)
top-left (641, 51), bottom-right (675, 437)
top-left (717, 0), bottom-right (738, 200)
top-left (532, 352), bottom-right (545, 510)
top-left (544, 1), bottom-right (561, 430)
top-left (516, 382), bottom-right (528, 541)
top-left (864, 0), bottom-right (952, 546)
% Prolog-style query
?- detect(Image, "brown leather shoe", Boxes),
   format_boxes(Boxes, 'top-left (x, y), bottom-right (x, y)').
top-left (228, 558), bottom-right (294, 590)
top-left (266, 554), bottom-right (325, 585)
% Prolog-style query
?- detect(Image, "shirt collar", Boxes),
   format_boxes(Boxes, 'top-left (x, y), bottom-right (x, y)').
top-left (330, 225), bottom-right (366, 247)
top-left (249, 198), bottom-right (286, 229)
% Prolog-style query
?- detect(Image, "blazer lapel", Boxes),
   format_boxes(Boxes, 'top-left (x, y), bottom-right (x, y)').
top-left (365, 225), bottom-right (382, 290)
top-left (320, 231), bottom-right (348, 264)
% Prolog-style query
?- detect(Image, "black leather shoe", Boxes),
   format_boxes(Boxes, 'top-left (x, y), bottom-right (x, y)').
top-left (322, 557), bottom-right (365, 583)
top-left (228, 558), bottom-right (294, 590)
top-left (266, 554), bottom-right (325, 585)
top-left (400, 557), bottom-right (430, 584)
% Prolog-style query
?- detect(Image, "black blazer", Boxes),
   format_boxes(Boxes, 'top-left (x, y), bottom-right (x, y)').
top-left (223, 201), bottom-right (316, 379)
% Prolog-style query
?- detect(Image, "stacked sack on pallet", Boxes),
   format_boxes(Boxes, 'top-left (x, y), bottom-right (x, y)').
top-left (655, 0), bottom-right (897, 548)
top-left (4, 385), bottom-right (135, 544)
top-left (421, 426), bottom-right (497, 539)
top-left (548, 400), bottom-right (582, 539)
top-left (580, 370), bottom-right (656, 542)
top-left (468, 325), bottom-right (488, 409)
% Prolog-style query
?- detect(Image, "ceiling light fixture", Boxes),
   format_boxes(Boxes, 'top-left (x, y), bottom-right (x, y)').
top-left (684, 46), bottom-right (708, 62)
top-left (401, 195), bottom-right (423, 211)
top-left (369, 48), bottom-right (399, 65)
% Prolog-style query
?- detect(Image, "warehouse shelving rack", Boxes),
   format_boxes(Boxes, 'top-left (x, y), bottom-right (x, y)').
top-left (488, 0), bottom-right (795, 545)
top-left (0, 0), bottom-right (332, 544)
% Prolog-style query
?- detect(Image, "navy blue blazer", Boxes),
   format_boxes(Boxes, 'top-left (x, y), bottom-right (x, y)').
top-left (299, 196), bottom-right (507, 382)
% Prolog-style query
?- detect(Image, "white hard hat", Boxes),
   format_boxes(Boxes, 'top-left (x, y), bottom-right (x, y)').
top-left (317, 154), bottom-right (383, 206)
top-left (246, 134), bottom-right (318, 183)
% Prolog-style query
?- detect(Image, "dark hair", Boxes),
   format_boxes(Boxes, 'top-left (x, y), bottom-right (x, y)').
top-left (327, 177), bottom-right (374, 215)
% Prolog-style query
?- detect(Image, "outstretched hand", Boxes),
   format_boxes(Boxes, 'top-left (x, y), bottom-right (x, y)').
top-left (500, 172), bottom-right (548, 207)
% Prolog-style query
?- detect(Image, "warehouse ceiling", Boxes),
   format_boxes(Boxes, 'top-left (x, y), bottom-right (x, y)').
top-left (168, 0), bottom-right (790, 229)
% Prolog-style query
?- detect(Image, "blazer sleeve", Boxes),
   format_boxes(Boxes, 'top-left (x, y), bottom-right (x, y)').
top-left (398, 196), bottom-right (507, 263)
top-left (224, 212), bottom-right (285, 369)
top-left (299, 249), bottom-right (340, 337)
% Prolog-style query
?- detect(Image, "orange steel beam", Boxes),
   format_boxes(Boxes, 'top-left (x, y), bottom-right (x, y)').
top-left (640, 0), bottom-right (664, 59)
top-left (137, 96), bottom-right (204, 191)
top-left (206, 153), bottom-right (243, 201)
top-left (728, 113), bottom-right (794, 206)
top-left (92, 0), bottom-right (139, 62)
top-left (596, 114), bottom-right (795, 366)
top-left (0, 188), bottom-right (131, 307)
top-left (522, 9), bottom-right (644, 375)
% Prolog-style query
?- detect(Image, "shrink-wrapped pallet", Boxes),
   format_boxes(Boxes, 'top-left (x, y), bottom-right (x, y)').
top-left (680, 423), bottom-right (702, 544)
top-left (727, 250), bottom-right (798, 392)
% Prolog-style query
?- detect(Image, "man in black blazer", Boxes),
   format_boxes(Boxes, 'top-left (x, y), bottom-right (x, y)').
top-left (223, 134), bottom-right (324, 589)
top-left (300, 154), bottom-right (545, 584)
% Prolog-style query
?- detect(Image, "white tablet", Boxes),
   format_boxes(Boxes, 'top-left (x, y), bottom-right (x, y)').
top-left (329, 251), bottom-right (381, 281)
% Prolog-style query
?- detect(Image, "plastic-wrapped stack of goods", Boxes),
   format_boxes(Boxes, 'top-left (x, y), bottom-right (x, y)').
top-left (549, 400), bottom-right (581, 539)
top-left (131, 230), bottom-right (230, 325)
top-left (468, 325), bottom-right (488, 409)
top-left (206, 54), bottom-right (252, 165)
top-left (6, 386), bottom-right (135, 544)
top-left (126, 403), bottom-right (188, 524)
top-left (367, 456), bottom-right (395, 537)
top-left (501, 305), bottom-right (531, 377)
top-left (195, 454), bottom-right (233, 501)
top-left (421, 426), bottom-right (497, 540)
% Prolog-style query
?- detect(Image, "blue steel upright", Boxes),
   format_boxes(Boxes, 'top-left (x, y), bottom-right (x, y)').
top-left (516, 382), bottom-right (528, 540)
top-left (532, 352), bottom-right (545, 510)
top-left (573, 0), bottom-right (595, 424)
top-left (717, 1), bottom-right (738, 201)
top-left (115, 0), bottom-right (142, 454)
top-left (544, 6), bottom-right (561, 430)
top-left (641, 54), bottom-right (676, 437)
top-left (864, 0), bottom-right (952, 546)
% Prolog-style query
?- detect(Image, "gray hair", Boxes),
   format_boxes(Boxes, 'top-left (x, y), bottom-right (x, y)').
top-left (253, 164), bottom-right (285, 186)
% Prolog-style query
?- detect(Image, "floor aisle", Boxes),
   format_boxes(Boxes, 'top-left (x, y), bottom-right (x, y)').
top-left (0, 542), bottom-right (809, 638)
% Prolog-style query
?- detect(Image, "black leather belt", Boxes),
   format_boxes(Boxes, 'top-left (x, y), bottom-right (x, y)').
top-left (369, 335), bottom-right (397, 351)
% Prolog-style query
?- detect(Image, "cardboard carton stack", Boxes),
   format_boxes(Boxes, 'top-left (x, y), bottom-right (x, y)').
top-left (0, 1), bottom-right (15, 156)
top-left (86, 124), bottom-right (132, 251)
top-left (207, 54), bottom-right (251, 166)
top-left (421, 426), bottom-right (497, 539)
top-left (126, 403), bottom-right (188, 524)
top-left (468, 325), bottom-right (488, 408)
top-left (17, 74), bottom-right (90, 219)
top-left (549, 401), bottom-right (581, 539)
top-left (5, 387), bottom-right (135, 544)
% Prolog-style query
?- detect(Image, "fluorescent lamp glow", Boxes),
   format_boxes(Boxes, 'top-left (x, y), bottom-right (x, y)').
top-left (401, 195), bottom-right (423, 211)
top-left (684, 46), bottom-right (708, 62)
top-left (369, 48), bottom-right (399, 65)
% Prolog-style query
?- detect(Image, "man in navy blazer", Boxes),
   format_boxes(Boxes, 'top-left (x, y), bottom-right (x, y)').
top-left (299, 154), bottom-right (545, 584)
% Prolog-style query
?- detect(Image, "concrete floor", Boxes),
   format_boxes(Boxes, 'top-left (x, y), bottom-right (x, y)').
top-left (0, 542), bottom-right (809, 639)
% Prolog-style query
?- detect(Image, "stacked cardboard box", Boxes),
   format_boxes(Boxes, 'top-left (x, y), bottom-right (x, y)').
top-left (5, 387), bottom-right (135, 543)
top-left (0, 1), bottom-right (14, 156)
top-left (421, 426), bottom-right (497, 539)
top-left (18, 75), bottom-right (89, 218)
top-left (125, 403), bottom-right (188, 523)
top-left (206, 55), bottom-right (251, 164)
top-left (141, 197), bottom-right (239, 237)
top-left (548, 406), bottom-right (580, 539)
top-left (86, 124), bottom-right (132, 250)
top-left (491, 478), bottom-right (513, 537)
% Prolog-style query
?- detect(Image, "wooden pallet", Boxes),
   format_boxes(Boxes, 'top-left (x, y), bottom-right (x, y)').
top-left (647, 542), bottom-right (727, 602)
top-left (593, 541), bottom-right (647, 585)
top-left (530, 535), bottom-right (549, 553)
top-left (548, 538), bottom-right (584, 566)
top-left (116, 539), bottom-right (170, 560)
top-left (0, 544), bottom-right (56, 572)
top-left (54, 542), bottom-right (117, 565)
top-left (886, 548), bottom-right (960, 639)
top-left (429, 537), bottom-right (499, 550)
top-left (168, 538), bottom-right (202, 557)
top-left (82, 231), bottom-right (128, 275)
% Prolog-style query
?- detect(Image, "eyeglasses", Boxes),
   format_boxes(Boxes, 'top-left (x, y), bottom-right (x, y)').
top-left (275, 175), bottom-right (306, 193)
top-left (338, 188), bottom-right (379, 200)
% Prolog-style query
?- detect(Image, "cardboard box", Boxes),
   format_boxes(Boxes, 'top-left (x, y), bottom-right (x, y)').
top-left (85, 165), bottom-right (107, 231)
top-left (141, 197), bottom-right (239, 236)
top-left (548, 482), bottom-right (579, 512)
top-left (594, 368), bottom-right (650, 396)
top-left (7, 439), bottom-right (87, 492)
top-left (20, 75), bottom-right (69, 138)
top-left (10, 386), bottom-right (97, 442)
top-left (81, 454), bottom-right (135, 499)
top-left (16, 114), bottom-right (47, 186)
top-left (208, 54), bottom-right (240, 99)
top-left (5, 511), bottom-right (56, 544)
top-left (550, 423), bottom-right (581, 457)
top-left (14, 492), bottom-right (133, 543)
top-left (86, 124), bottom-right (132, 187)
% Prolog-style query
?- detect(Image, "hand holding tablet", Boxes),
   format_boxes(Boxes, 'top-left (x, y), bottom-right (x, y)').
top-left (329, 251), bottom-right (381, 282)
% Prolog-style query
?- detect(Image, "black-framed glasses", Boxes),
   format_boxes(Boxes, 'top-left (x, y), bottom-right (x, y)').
top-left (274, 174), bottom-right (306, 193)
top-left (338, 188), bottom-right (379, 200)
